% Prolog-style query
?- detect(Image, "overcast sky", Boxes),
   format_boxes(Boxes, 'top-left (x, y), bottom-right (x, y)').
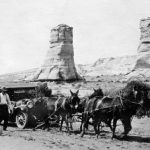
top-left (0, 0), bottom-right (150, 74)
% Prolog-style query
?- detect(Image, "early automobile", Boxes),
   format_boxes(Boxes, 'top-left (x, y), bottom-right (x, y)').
top-left (1, 82), bottom-right (38, 129)
top-left (0, 82), bottom-right (58, 129)
top-left (1, 82), bottom-right (40, 129)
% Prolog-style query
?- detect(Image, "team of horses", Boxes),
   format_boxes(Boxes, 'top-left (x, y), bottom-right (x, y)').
top-left (1, 80), bottom-right (150, 139)
top-left (31, 80), bottom-right (150, 139)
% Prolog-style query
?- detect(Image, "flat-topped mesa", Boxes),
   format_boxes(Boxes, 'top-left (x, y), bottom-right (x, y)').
top-left (29, 24), bottom-right (81, 81)
top-left (135, 17), bottom-right (150, 69)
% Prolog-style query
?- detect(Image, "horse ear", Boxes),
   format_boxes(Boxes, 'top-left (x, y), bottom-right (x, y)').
top-left (76, 90), bottom-right (79, 95)
top-left (70, 90), bottom-right (73, 95)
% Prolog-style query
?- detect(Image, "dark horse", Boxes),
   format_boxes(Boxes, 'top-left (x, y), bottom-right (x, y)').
top-left (33, 90), bottom-right (80, 132)
top-left (54, 90), bottom-right (80, 133)
top-left (78, 88), bottom-right (104, 113)
top-left (91, 80), bottom-right (150, 139)
top-left (0, 104), bottom-right (9, 130)
top-left (111, 80), bottom-right (150, 139)
top-left (79, 88), bottom-right (105, 136)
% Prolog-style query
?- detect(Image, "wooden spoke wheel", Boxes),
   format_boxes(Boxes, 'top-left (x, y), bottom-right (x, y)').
top-left (16, 112), bottom-right (28, 129)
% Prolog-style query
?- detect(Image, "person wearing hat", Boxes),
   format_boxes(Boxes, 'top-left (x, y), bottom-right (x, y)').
top-left (0, 87), bottom-right (11, 104)
top-left (0, 87), bottom-right (13, 130)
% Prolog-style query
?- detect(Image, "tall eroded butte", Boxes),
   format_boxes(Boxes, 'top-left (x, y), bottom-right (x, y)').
top-left (29, 24), bottom-right (80, 81)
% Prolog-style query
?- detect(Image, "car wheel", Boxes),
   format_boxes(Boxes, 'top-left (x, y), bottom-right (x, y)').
top-left (16, 111), bottom-right (28, 129)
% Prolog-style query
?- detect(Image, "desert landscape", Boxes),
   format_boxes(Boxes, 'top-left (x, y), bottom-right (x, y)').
top-left (0, 80), bottom-right (150, 150)
top-left (0, 76), bottom-right (150, 150)
top-left (0, 117), bottom-right (150, 150)
top-left (1, 1), bottom-right (150, 150)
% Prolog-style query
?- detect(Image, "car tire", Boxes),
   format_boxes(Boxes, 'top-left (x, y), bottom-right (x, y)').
top-left (16, 111), bottom-right (28, 129)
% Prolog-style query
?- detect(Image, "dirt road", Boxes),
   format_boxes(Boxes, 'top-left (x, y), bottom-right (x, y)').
top-left (0, 117), bottom-right (150, 150)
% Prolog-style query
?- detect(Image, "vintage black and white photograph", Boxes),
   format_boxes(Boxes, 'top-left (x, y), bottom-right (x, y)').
top-left (0, 0), bottom-right (150, 150)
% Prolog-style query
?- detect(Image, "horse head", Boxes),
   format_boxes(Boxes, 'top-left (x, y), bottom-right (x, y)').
top-left (89, 88), bottom-right (104, 99)
top-left (132, 83), bottom-right (150, 106)
top-left (69, 90), bottom-right (80, 111)
top-left (126, 81), bottom-right (150, 117)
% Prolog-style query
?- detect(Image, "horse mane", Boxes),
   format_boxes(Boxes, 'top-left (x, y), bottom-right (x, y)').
top-left (104, 80), bottom-right (150, 98)
top-left (126, 80), bottom-right (150, 91)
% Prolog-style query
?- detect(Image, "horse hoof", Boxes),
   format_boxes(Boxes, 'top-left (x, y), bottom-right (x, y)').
top-left (111, 135), bottom-right (116, 140)
top-left (46, 128), bottom-right (50, 131)
top-left (120, 134), bottom-right (128, 139)
top-left (96, 134), bottom-right (99, 139)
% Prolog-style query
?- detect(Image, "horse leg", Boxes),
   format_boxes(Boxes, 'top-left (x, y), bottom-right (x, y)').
top-left (95, 119), bottom-right (102, 138)
top-left (112, 117), bottom-right (118, 139)
top-left (60, 117), bottom-right (64, 131)
top-left (121, 117), bottom-right (132, 138)
top-left (93, 118), bottom-right (99, 137)
top-left (80, 122), bottom-right (87, 137)
top-left (80, 113), bottom-right (83, 132)
top-left (65, 115), bottom-right (70, 134)
top-left (69, 116), bottom-right (73, 131)
top-left (80, 112), bottom-right (88, 137)
top-left (70, 122), bottom-right (73, 130)
top-left (97, 121), bottom-right (101, 134)
top-left (106, 117), bottom-right (113, 131)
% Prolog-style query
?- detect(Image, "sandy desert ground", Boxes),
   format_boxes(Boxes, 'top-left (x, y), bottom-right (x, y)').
top-left (0, 117), bottom-right (150, 150)
top-left (0, 77), bottom-right (150, 150)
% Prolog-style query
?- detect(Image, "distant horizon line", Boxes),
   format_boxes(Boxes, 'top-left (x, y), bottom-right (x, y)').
top-left (0, 54), bottom-right (137, 76)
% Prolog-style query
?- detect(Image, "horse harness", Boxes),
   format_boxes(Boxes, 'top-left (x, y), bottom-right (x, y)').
top-left (87, 92), bottom-right (144, 115)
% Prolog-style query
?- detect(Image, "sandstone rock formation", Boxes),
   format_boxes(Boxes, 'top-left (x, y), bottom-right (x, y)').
top-left (77, 56), bottom-right (137, 76)
top-left (2, 19), bottom-right (150, 82)
top-left (135, 17), bottom-right (150, 69)
top-left (124, 17), bottom-right (150, 81)
top-left (27, 24), bottom-right (80, 81)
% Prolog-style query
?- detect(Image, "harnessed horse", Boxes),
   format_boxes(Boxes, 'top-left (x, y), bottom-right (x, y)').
top-left (54, 90), bottom-right (80, 134)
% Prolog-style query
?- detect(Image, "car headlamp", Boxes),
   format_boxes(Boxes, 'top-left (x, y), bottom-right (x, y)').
top-left (27, 102), bottom-right (33, 108)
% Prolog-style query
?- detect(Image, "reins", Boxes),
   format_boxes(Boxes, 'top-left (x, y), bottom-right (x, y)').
top-left (87, 94), bottom-right (144, 115)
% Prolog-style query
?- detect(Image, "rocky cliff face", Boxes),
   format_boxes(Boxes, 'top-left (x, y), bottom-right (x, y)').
top-left (77, 55), bottom-right (137, 76)
top-left (124, 17), bottom-right (150, 81)
top-left (26, 24), bottom-right (80, 81)
top-left (1, 18), bottom-right (150, 82)
top-left (135, 18), bottom-right (150, 69)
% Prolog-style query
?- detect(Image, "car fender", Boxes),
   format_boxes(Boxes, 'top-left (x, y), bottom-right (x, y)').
top-left (14, 105), bottom-right (28, 114)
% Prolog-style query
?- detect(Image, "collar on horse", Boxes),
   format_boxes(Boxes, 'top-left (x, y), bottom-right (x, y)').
top-left (117, 90), bottom-right (143, 107)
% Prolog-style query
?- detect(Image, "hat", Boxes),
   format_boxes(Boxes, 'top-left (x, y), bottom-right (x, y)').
top-left (1, 87), bottom-right (7, 92)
